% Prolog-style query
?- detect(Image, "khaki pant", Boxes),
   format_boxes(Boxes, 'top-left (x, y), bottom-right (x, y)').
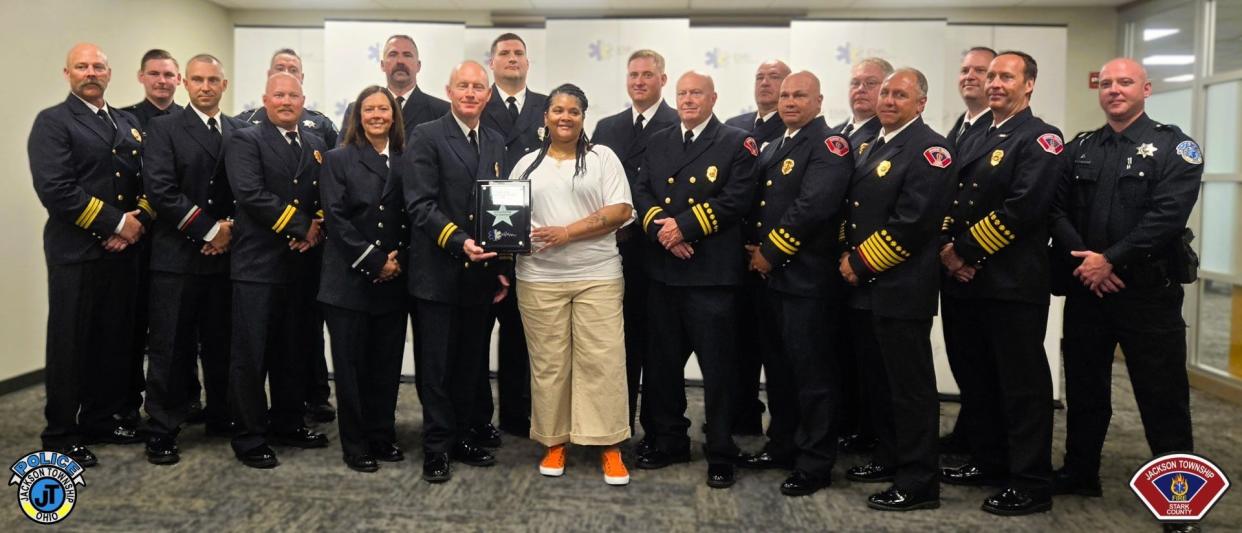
top-left (517, 278), bottom-right (630, 446)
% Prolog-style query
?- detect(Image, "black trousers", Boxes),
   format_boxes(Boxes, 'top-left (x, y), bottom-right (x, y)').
top-left (416, 298), bottom-right (490, 453)
top-left (620, 242), bottom-right (651, 433)
top-left (302, 264), bottom-right (330, 406)
top-left (124, 242), bottom-right (152, 416)
top-left (852, 309), bottom-right (939, 495)
top-left (760, 290), bottom-right (839, 479)
top-left (943, 297), bottom-right (1053, 493)
top-left (734, 273), bottom-right (767, 432)
top-left (834, 298), bottom-right (868, 440)
top-left (643, 282), bottom-right (740, 464)
top-left (1062, 284), bottom-right (1192, 477)
top-left (475, 282), bottom-right (531, 434)
top-left (323, 304), bottom-right (405, 457)
top-left (144, 271), bottom-right (231, 436)
top-left (941, 293), bottom-right (980, 448)
top-left (42, 254), bottom-right (138, 448)
top-left (228, 280), bottom-right (316, 454)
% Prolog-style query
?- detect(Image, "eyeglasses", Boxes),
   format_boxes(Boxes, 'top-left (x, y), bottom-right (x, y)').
top-left (676, 89), bottom-right (707, 98)
top-left (849, 79), bottom-right (881, 90)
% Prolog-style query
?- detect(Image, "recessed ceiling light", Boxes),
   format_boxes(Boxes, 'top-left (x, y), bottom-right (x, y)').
top-left (1144, 28), bottom-right (1180, 41)
top-left (1143, 55), bottom-right (1195, 65)
top-left (1163, 74), bottom-right (1194, 83)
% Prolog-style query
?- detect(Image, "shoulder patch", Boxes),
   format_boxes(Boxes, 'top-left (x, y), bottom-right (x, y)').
top-left (923, 146), bottom-right (952, 168)
top-left (1176, 140), bottom-right (1203, 165)
top-left (1037, 133), bottom-right (1064, 155)
top-left (306, 109), bottom-right (326, 117)
top-left (743, 137), bottom-right (759, 157)
top-left (824, 135), bottom-right (850, 157)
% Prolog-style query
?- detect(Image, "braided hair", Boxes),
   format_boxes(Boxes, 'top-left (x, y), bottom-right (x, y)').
top-left (517, 83), bottom-right (591, 181)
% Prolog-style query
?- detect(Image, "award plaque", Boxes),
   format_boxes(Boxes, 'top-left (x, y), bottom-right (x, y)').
top-left (475, 179), bottom-right (532, 253)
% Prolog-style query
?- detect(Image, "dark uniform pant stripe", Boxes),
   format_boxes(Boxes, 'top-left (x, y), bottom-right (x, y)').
top-left (416, 299), bottom-right (490, 453)
top-left (42, 254), bottom-right (138, 448)
top-left (323, 304), bottom-right (406, 457)
top-left (229, 280), bottom-right (314, 454)
top-left (620, 241), bottom-right (651, 433)
top-left (852, 310), bottom-right (939, 493)
top-left (643, 282), bottom-right (740, 463)
top-left (1062, 284), bottom-right (1192, 476)
top-left (762, 290), bottom-right (839, 479)
top-left (145, 271), bottom-right (231, 436)
top-left (476, 285), bottom-right (531, 433)
top-left (940, 293), bottom-right (984, 453)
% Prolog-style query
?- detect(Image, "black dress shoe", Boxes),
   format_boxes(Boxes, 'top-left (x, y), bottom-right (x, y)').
top-left (205, 420), bottom-right (238, 438)
top-left (633, 438), bottom-right (656, 457)
top-left (781, 470), bottom-right (831, 496)
top-left (185, 400), bottom-right (206, 425)
top-left (271, 427), bottom-right (329, 448)
top-left (423, 452), bottom-right (451, 483)
top-left (1052, 466), bottom-right (1102, 497)
top-left (868, 486), bottom-right (940, 511)
top-left (370, 442), bottom-right (405, 462)
top-left (839, 433), bottom-right (877, 454)
top-left (941, 463), bottom-right (1005, 486)
top-left (1163, 523), bottom-right (1202, 533)
top-left (846, 462), bottom-right (896, 483)
top-left (981, 488), bottom-right (1052, 516)
top-left (145, 435), bottom-right (180, 465)
top-left (344, 454), bottom-right (379, 473)
top-left (938, 430), bottom-right (969, 455)
top-left (636, 448), bottom-right (691, 470)
top-left (306, 401), bottom-right (336, 423)
top-left (236, 445), bottom-right (278, 469)
top-left (707, 463), bottom-right (736, 489)
top-left (450, 441), bottom-right (496, 467)
top-left (469, 423), bottom-right (503, 448)
top-left (85, 424), bottom-right (144, 445)
top-left (55, 444), bottom-right (97, 468)
top-left (738, 450), bottom-right (794, 470)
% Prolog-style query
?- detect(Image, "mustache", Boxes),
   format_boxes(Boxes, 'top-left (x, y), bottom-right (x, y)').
top-left (392, 64), bottom-right (409, 73)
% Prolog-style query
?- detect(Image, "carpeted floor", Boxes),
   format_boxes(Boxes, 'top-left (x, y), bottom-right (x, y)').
top-left (0, 363), bottom-right (1238, 532)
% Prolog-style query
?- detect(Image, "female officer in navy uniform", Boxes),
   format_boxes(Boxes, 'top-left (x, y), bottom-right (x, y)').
top-left (318, 86), bottom-right (410, 472)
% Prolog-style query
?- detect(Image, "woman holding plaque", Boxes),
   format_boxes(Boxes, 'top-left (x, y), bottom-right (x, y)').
top-left (510, 84), bottom-right (635, 485)
top-left (318, 86), bottom-right (409, 473)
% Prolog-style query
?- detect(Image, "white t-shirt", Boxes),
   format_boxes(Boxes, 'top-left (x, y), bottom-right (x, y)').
top-left (511, 144), bottom-right (635, 282)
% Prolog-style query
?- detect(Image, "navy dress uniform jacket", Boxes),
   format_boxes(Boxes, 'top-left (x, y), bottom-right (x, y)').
top-left (403, 113), bottom-right (506, 306)
top-left (832, 116), bottom-right (883, 150)
top-left (842, 118), bottom-right (955, 319)
top-left (592, 100), bottom-right (679, 181)
top-left (941, 107), bottom-right (1066, 304)
top-left (224, 122), bottom-right (327, 284)
top-left (123, 99), bottom-right (182, 130)
top-left (340, 86), bottom-right (449, 146)
top-left (633, 116), bottom-right (759, 287)
top-left (481, 86), bottom-right (547, 177)
top-left (747, 117), bottom-right (853, 297)
top-left (30, 95), bottom-right (156, 265)
top-left (945, 110), bottom-right (992, 153)
top-left (142, 107), bottom-right (244, 276)
top-left (318, 143), bottom-right (410, 314)
top-left (238, 107), bottom-right (338, 149)
top-left (725, 111), bottom-right (787, 146)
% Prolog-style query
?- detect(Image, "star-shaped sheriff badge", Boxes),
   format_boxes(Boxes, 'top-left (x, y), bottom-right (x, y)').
top-left (488, 205), bottom-right (517, 226)
top-left (1136, 143), bottom-right (1158, 158)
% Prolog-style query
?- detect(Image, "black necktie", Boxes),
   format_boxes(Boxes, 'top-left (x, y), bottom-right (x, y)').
top-left (956, 121), bottom-right (970, 144)
top-left (1086, 134), bottom-right (1120, 249)
top-left (396, 95), bottom-right (405, 110)
top-left (779, 135), bottom-right (793, 150)
top-left (97, 109), bottom-right (116, 135)
top-left (872, 136), bottom-right (886, 152)
top-left (468, 129), bottom-right (479, 153)
top-left (506, 96), bottom-right (519, 123)
top-left (683, 129), bottom-right (694, 149)
top-left (380, 154), bottom-right (389, 169)
top-left (634, 113), bottom-right (645, 133)
top-left (988, 126), bottom-right (998, 136)
top-left (208, 117), bottom-right (221, 138)
top-left (286, 131), bottom-right (301, 156)
top-left (754, 116), bottom-right (764, 130)
top-left (843, 123), bottom-right (855, 137)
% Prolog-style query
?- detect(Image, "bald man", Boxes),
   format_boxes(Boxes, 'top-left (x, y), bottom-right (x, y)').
top-left (224, 72), bottom-right (331, 469)
top-left (739, 71), bottom-right (854, 496)
top-left (30, 43), bottom-right (156, 465)
top-left (632, 71), bottom-right (758, 488)
top-left (1049, 58), bottom-right (1202, 501)
top-left (403, 61), bottom-right (509, 483)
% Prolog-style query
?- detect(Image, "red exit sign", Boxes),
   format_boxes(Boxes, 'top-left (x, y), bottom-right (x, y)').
top-left (1089, 71), bottom-right (1100, 89)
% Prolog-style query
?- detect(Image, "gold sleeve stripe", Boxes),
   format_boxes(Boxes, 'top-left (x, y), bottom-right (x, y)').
top-left (272, 205), bottom-right (297, 233)
top-left (838, 220), bottom-right (847, 242)
top-left (770, 230), bottom-right (799, 253)
top-left (864, 233), bottom-right (905, 266)
top-left (437, 222), bottom-right (459, 248)
top-left (859, 238), bottom-right (899, 270)
top-left (856, 241), bottom-right (888, 271)
top-left (691, 204), bottom-right (711, 235)
top-left (642, 207), bottom-right (663, 232)
top-left (969, 213), bottom-right (1012, 255)
top-left (969, 224), bottom-right (1002, 254)
top-left (75, 197), bottom-right (104, 229)
top-left (702, 203), bottom-right (719, 233)
top-left (941, 216), bottom-right (954, 231)
top-left (137, 196), bottom-right (156, 219)
top-left (767, 231), bottom-right (797, 255)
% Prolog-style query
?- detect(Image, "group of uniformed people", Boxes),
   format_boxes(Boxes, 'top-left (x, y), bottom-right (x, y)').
top-left (30, 30), bottom-right (1201, 521)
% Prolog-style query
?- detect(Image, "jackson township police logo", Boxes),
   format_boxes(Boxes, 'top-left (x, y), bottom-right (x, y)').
top-left (9, 450), bottom-right (86, 524)
top-left (1130, 453), bottom-right (1229, 522)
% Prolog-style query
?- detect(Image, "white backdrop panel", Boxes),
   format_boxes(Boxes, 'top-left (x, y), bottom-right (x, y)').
top-left (546, 18), bottom-right (691, 134)
top-left (464, 27), bottom-right (548, 95)
top-left (323, 20), bottom-right (465, 129)
top-left (996, 26), bottom-right (1068, 133)
top-left (232, 27), bottom-right (324, 114)
top-left (791, 20), bottom-right (947, 132)
top-left (690, 27), bottom-right (791, 122)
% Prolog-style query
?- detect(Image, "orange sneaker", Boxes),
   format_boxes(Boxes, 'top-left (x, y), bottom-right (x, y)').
top-left (602, 447), bottom-right (630, 486)
top-left (539, 444), bottom-right (566, 477)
